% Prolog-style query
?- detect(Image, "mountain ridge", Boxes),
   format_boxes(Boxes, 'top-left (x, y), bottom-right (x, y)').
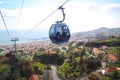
top-left (71, 27), bottom-right (120, 40)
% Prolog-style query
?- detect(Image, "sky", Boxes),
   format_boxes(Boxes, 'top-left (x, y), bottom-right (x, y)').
top-left (0, 0), bottom-right (120, 34)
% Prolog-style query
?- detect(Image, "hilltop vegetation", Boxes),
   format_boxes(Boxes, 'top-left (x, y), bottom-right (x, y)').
top-left (85, 36), bottom-right (120, 47)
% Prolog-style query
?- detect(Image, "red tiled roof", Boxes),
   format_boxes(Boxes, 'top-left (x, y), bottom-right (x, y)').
top-left (107, 54), bottom-right (118, 61)
top-left (28, 75), bottom-right (39, 80)
top-left (105, 67), bottom-right (117, 74)
top-left (92, 48), bottom-right (103, 54)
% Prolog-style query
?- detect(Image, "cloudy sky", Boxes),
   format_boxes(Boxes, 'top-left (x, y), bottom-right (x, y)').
top-left (0, 0), bottom-right (120, 34)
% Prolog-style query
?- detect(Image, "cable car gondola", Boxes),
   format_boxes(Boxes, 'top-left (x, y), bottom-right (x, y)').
top-left (49, 6), bottom-right (70, 44)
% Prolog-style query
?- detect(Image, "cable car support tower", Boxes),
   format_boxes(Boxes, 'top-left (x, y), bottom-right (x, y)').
top-left (11, 38), bottom-right (19, 54)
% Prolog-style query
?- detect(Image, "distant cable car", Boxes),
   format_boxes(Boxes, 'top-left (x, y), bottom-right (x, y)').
top-left (49, 6), bottom-right (70, 44)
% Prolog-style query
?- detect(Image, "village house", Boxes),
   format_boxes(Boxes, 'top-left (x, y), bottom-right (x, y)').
top-left (98, 67), bottom-right (120, 75)
top-left (106, 54), bottom-right (119, 64)
top-left (92, 48), bottom-right (104, 57)
top-left (101, 45), bottom-right (108, 50)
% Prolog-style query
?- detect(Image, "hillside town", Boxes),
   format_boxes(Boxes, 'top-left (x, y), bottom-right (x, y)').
top-left (0, 36), bottom-right (120, 80)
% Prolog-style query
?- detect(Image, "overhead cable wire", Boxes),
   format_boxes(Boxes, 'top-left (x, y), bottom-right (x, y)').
top-left (16, 0), bottom-right (24, 37)
top-left (0, 11), bottom-right (11, 40)
top-left (59, 0), bottom-right (69, 8)
top-left (21, 0), bottom-right (69, 37)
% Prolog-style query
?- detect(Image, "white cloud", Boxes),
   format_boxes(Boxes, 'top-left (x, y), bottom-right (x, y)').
top-left (64, 2), bottom-right (120, 32)
top-left (0, 9), bottom-right (21, 30)
top-left (17, 3), bottom-right (62, 30)
top-left (0, 2), bottom-right (120, 33)
top-left (0, 3), bottom-right (60, 31)
top-left (100, 3), bottom-right (120, 12)
top-left (0, 1), bottom-right (2, 4)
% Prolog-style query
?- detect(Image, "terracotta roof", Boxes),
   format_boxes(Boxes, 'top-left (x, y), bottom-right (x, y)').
top-left (28, 75), bottom-right (39, 80)
top-left (92, 48), bottom-right (103, 54)
top-left (105, 67), bottom-right (117, 74)
top-left (107, 54), bottom-right (118, 61)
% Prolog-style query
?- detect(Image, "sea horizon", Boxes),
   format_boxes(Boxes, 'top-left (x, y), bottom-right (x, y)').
top-left (0, 30), bottom-right (49, 45)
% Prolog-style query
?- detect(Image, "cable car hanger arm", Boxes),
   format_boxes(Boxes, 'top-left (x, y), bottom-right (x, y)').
top-left (57, 6), bottom-right (65, 23)
top-left (56, 0), bottom-right (69, 23)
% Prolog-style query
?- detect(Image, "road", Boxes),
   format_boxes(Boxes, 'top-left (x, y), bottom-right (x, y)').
top-left (85, 51), bottom-right (95, 59)
top-left (42, 66), bottom-right (61, 80)
top-left (42, 70), bottom-right (53, 80)
top-left (51, 65), bottom-right (61, 80)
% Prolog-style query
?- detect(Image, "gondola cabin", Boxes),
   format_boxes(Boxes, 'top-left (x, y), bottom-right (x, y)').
top-left (49, 5), bottom-right (70, 44)
top-left (49, 22), bottom-right (70, 44)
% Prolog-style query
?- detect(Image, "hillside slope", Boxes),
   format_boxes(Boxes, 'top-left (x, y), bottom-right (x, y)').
top-left (71, 27), bottom-right (120, 40)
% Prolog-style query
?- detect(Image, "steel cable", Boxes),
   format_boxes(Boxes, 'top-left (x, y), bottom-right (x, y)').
top-left (20, 0), bottom-right (69, 37)
top-left (0, 11), bottom-right (11, 40)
